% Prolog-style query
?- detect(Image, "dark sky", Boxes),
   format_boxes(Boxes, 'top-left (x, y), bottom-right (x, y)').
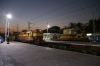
top-left (0, 0), bottom-right (100, 32)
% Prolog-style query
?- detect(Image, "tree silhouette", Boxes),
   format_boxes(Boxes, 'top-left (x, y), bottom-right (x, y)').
top-left (49, 26), bottom-right (60, 33)
top-left (22, 30), bottom-right (27, 32)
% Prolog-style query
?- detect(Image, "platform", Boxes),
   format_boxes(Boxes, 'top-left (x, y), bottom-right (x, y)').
top-left (0, 42), bottom-right (100, 66)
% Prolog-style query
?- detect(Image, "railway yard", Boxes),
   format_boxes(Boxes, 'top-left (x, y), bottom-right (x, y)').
top-left (45, 41), bottom-right (100, 56)
top-left (0, 41), bottom-right (100, 66)
top-left (1, 0), bottom-right (100, 66)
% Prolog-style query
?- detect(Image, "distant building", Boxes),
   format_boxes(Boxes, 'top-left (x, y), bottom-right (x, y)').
top-left (63, 28), bottom-right (77, 34)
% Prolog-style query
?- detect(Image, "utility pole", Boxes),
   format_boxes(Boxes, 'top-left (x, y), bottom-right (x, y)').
top-left (16, 24), bottom-right (19, 33)
top-left (27, 22), bottom-right (35, 43)
top-left (28, 22), bottom-right (35, 31)
top-left (93, 13), bottom-right (95, 42)
top-left (5, 18), bottom-right (7, 42)
top-left (28, 22), bottom-right (31, 31)
top-left (47, 23), bottom-right (48, 33)
top-left (47, 23), bottom-right (50, 33)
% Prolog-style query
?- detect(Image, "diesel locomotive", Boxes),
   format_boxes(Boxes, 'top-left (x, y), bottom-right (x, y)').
top-left (16, 29), bottom-right (44, 44)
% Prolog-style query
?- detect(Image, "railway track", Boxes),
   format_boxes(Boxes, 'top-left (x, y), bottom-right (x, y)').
top-left (43, 41), bottom-right (100, 56)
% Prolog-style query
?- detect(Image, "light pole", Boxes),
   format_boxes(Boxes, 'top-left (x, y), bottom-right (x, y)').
top-left (47, 23), bottom-right (50, 33)
top-left (93, 13), bottom-right (95, 42)
top-left (6, 14), bottom-right (12, 44)
top-left (5, 18), bottom-right (7, 42)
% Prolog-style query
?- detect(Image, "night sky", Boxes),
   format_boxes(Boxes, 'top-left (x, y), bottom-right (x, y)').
top-left (0, 0), bottom-right (100, 33)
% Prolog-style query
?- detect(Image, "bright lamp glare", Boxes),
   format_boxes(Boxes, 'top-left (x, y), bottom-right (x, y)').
top-left (47, 25), bottom-right (50, 28)
top-left (7, 14), bottom-right (12, 19)
top-left (86, 33), bottom-right (92, 36)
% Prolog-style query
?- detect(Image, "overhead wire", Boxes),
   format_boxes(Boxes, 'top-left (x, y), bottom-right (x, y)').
top-left (35, 3), bottom-right (100, 25)
top-left (18, 0), bottom-right (79, 25)
top-left (35, 9), bottom-right (100, 26)
top-left (0, 0), bottom-right (80, 31)
top-left (36, 9), bottom-right (100, 28)
top-left (15, 0), bottom-right (100, 30)
top-left (28, 0), bottom-right (79, 22)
